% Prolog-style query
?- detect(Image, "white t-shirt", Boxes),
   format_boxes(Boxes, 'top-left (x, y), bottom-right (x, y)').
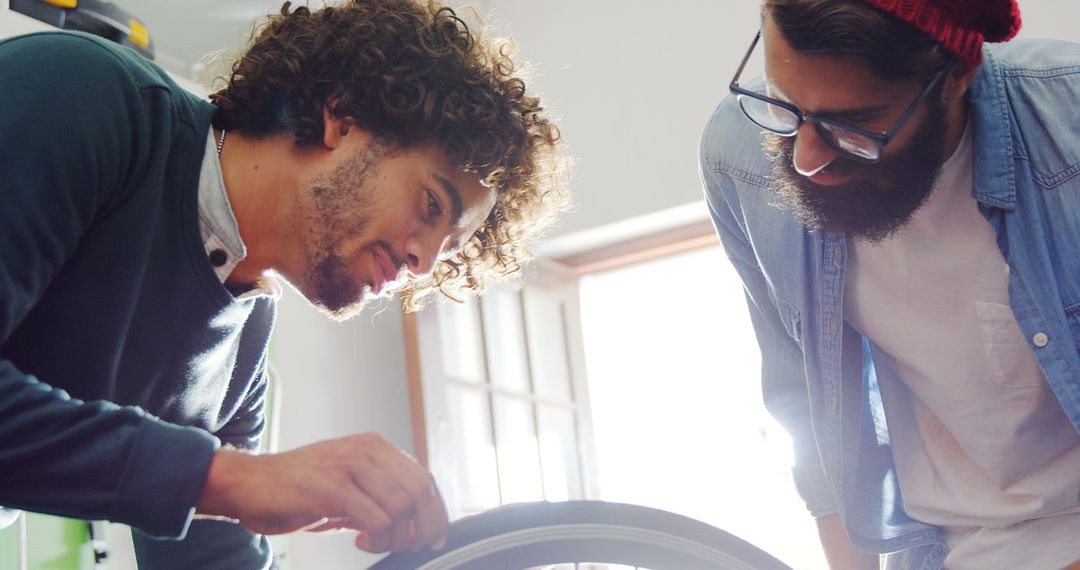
top-left (844, 123), bottom-right (1080, 569)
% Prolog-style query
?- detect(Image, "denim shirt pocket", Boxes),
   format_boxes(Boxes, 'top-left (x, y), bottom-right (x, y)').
top-left (769, 290), bottom-right (803, 346)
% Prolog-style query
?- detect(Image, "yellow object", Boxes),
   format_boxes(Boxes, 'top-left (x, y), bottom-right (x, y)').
top-left (128, 18), bottom-right (150, 49)
top-left (43, 0), bottom-right (77, 8)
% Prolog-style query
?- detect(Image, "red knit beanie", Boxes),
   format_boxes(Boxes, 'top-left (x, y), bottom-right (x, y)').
top-left (858, 0), bottom-right (1022, 66)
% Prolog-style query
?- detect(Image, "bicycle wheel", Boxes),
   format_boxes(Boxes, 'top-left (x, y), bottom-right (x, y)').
top-left (370, 501), bottom-right (794, 570)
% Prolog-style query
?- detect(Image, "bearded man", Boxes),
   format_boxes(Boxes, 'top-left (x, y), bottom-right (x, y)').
top-left (700, 0), bottom-right (1080, 568)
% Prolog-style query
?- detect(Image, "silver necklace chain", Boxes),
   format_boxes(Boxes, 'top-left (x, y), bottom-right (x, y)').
top-left (216, 129), bottom-right (226, 156)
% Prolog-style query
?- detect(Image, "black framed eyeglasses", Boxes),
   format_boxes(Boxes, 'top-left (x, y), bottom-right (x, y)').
top-left (729, 31), bottom-right (955, 164)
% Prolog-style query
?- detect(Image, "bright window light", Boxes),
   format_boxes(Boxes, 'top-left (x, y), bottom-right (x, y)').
top-left (579, 245), bottom-right (827, 570)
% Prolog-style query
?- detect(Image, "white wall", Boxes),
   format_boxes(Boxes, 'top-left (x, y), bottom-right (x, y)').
top-left (486, 0), bottom-right (763, 254)
top-left (269, 290), bottom-right (413, 569)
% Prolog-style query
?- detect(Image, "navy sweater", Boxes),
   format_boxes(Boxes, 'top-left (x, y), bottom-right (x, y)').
top-left (0, 32), bottom-right (275, 567)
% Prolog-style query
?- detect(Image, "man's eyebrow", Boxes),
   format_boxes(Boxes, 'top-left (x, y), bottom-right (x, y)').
top-left (767, 81), bottom-right (892, 120)
top-left (432, 172), bottom-right (463, 227)
top-left (819, 104), bottom-right (892, 122)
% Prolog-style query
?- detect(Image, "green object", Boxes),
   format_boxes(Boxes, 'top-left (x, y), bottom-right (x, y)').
top-left (0, 513), bottom-right (86, 570)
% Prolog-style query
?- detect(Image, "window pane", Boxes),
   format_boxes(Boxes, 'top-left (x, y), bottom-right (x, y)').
top-left (492, 395), bottom-right (544, 503)
top-left (579, 245), bottom-right (827, 569)
top-left (523, 289), bottom-right (574, 401)
top-left (481, 288), bottom-right (531, 392)
top-left (448, 386), bottom-right (500, 513)
top-left (438, 298), bottom-right (486, 383)
top-left (537, 405), bottom-right (583, 501)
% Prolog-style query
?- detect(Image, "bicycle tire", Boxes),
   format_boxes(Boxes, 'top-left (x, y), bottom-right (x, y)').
top-left (369, 501), bottom-right (794, 570)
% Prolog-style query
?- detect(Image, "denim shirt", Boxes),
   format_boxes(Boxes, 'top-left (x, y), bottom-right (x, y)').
top-left (699, 40), bottom-right (1080, 568)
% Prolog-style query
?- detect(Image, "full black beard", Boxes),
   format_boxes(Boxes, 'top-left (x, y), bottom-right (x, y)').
top-left (763, 100), bottom-right (949, 243)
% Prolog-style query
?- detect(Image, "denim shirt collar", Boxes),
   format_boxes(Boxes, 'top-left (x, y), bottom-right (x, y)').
top-left (969, 47), bottom-right (1018, 210)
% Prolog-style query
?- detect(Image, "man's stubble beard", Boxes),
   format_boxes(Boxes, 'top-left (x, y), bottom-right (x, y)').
top-left (762, 99), bottom-right (949, 243)
top-left (301, 145), bottom-right (385, 322)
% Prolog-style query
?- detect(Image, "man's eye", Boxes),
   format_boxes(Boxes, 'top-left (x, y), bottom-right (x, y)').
top-left (426, 190), bottom-right (443, 219)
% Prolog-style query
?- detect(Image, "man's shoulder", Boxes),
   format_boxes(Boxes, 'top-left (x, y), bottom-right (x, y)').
top-left (985, 38), bottom-right (1080, 75)
top-left (699, 92), bottom-right (775, 193)
top-left (698, 91), bottom-right (812, 256)
top-left (0, 31), bottom-right (186, 100)
top-left (977, 38), bottom-right (1080, 191)
top-left (1, 31), bottom-right (213, 145)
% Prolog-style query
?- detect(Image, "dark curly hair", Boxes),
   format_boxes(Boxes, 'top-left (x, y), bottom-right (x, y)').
top-left (211, 0), bottom-right (569, 309)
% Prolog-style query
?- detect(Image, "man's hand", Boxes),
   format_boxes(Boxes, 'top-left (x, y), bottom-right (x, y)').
top-left (196, 433), bottom-right (448, 553)
top-left (816, 515), bottom-right (880, 570)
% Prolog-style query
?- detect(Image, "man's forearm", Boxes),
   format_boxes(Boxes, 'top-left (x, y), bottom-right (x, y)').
top-left (817, 515), bottom-right (880, 570)
top-left (196, 447), bottom-right (250, 521)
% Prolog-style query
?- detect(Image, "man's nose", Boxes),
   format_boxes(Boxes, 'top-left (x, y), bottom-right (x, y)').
top-left (404, 231), bottom-right (449, 280)
top-left (792, 122), bottom-right (839, 177)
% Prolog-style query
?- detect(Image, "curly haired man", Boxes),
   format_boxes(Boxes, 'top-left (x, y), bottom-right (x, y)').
top-left (0, 1), bottom-right (567, 568)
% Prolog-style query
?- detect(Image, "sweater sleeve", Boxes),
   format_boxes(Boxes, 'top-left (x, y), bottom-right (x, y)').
top-left (133, 301), bottom-right (278, 569)
top-left (133, 522), bottom-right (273, 570)
top-left (0, 32), bottom-right (219, 538)
top-left (214, 300), bottom-right (278, 453)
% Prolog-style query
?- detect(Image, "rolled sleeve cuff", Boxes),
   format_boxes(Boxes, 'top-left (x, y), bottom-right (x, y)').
top-left (792, 461), bottom-right (839, 519)
top-left (111, 418), bottom-right (220, 539)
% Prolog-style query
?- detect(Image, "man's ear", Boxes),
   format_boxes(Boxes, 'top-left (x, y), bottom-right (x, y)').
top-left (321, 103), bottom-right (360, 150)
top-left (943, 62), bottom-right (979, 102)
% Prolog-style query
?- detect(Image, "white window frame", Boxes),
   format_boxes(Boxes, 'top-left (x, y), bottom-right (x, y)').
top-left (403, 220), bottom-right (719, 517)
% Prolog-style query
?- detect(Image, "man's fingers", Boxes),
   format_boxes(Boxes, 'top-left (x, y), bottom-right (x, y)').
top-left (361, 459), bottom-right (414, 552)
top-left (219, 435), bottom-right (445, 552)
top-left (410, 483), bottom-right (449, 551)
top-left (389, 517), bottom-right (413, 551)
top-left (356, 531), bottom-right (378, 552)
top-left (369, 445), bottom-right (448, 550)
top-left (339, 490), bottom-right (392, 552)
top-left (347, 458), bottom-right (417, 543)
top-left (347, 440), bottom-right (446, 551)
top-left (273, 434), bottom-right (447, 553)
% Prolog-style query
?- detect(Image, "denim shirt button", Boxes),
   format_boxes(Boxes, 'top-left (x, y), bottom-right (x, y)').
top-left (830, 396), bottom-right (839, 411)
top-left (1033, 332), bottom-right (1049, 348)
